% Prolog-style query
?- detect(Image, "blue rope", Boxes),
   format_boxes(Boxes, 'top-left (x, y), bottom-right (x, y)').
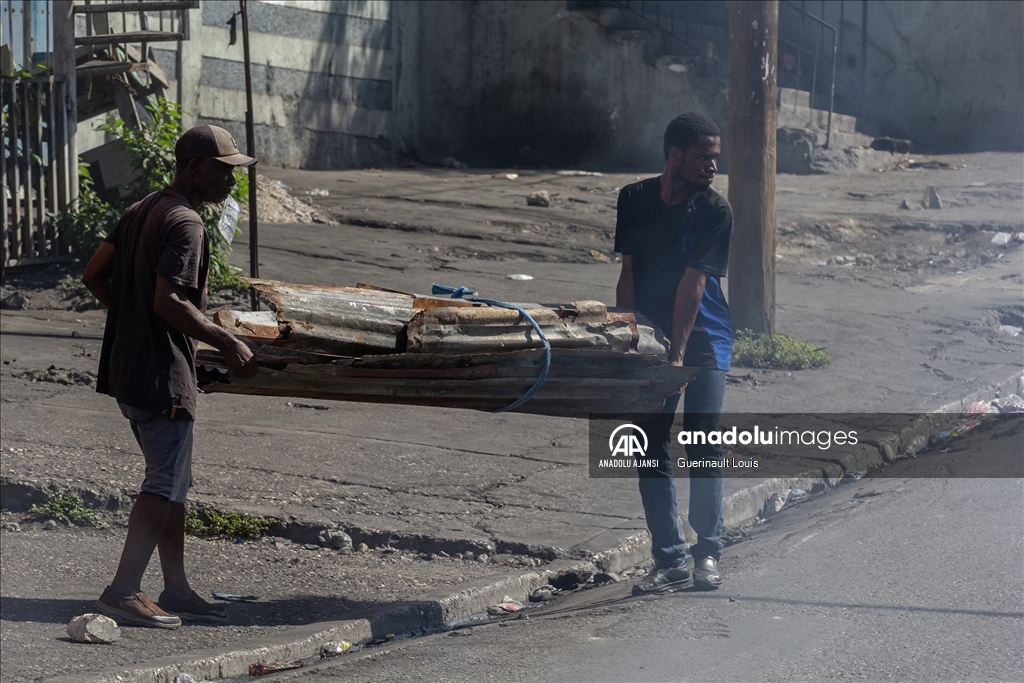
top-left (431, 283), bottom-right (551, 412)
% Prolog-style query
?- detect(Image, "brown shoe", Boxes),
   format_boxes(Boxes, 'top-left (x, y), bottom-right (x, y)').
top-left (158, 589), bottom-right (228, 623)
top-left (95, 586), bottom-right (181, 629)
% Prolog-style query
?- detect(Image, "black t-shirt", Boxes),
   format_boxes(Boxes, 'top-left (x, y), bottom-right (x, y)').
top-left (96, 189), bottom-right (209, 419)
top-left (614, 177), bottom-right (734, 369)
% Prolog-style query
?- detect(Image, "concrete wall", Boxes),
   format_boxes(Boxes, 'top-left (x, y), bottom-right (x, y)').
top-left (78, 0), bottom-right (397, 168)
top-left (805, 0), bottom-right (1023, 152)
top-left (405, 0), bottom-right (727, 170)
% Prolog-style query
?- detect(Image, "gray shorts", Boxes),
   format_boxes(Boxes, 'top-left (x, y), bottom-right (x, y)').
top-left (118, 402), bottom-right (194, 504)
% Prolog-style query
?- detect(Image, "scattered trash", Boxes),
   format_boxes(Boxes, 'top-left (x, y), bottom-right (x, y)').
top-left (269, 179), bottom-right (289, 190)
top-left (217, 196), bottom-right (240, 245)
top-left (999, 325), bottom-right (1022, 337)
top-left (211, 592), bottom-right (259, 602)
top-left (832, 255), bottom-right (847, 265)
top-left (590, 249), bottom-right (610, 262)
top-left (67, 613), bottom-right (120, 644)
top-left (15, 366), bottom-right (97, 387)
top-left (1, 291), bottom-right (29, 310)
top-left (1, 522), bottom-right (21, 532)
top-left (775, 254), bottom-right (783, 260)
top-left (249, 661), bottom-right (303, 676)
top-left (526, 191), bottom-right (551, 207)
top-left (904, 434), bottom-right (927, 456)
top-left (319, 529), bottom-right (353, 551)
top-left (530, 588), bottom-right (555, 602)
top-left (304, 543), bottom-right (320, 551)
top-left (488, 597), bottom-right (524, 615)
top-left (909, 160), bottom-right (956, 170)
top-left (477, 553), bottom-right (489, 563)
top-left (762, 491), bottom-right (788, 517)
top-left (953, 418), bottom-right (981, 435)
top-left (555, 170), bottom-right (603, 177)
top-left (506, 274), bottom-right (534, 281)
top-left (787, 489), bottom-right (809, 504)
top-left (442, 157), bottom-right (468, 169)
top-left (462, 551), bottom-right (474, 562)
top-left (491, 173), bottom-right (519, 180)
top-left (898, 199), bottom-right (912, 210)
top-left (843, 470), bottom-right (866, 482)
top-left (810, 260), bottom-right (828, 266)
top-left (43, 519), bottom-right (57, 530)
top-left (966, 401), bottom-right (993, 415)
top-left (991, 395), bottom-right (1024, 413)
top-left (234, 537), bottom-right (246, 545)
top-left (320, 640), bottom-right (352, 658)
top-left (923, 186), bottom-right (942, 209)
top-left (172, 675), bottom-right (198, 683)
top-left (304, 189), bottom-right (330, 196)
top-left (991, 232), bottom-right (1012, 246)
top-left (928, 429), bottom-right (953, 448)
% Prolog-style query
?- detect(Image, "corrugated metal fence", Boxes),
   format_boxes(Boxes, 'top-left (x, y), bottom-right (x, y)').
top-left (2, 74), bottom-right (75, 268)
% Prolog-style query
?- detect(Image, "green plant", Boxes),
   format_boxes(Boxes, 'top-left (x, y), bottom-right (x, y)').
top-left (731, 330), bottom-right (830, 370)
top-left (57, 97), bottom-right (250, 290)
top-left (27, 493), bottom-right (105, 528)
top-left (185, 508), bottom-right (272, 539)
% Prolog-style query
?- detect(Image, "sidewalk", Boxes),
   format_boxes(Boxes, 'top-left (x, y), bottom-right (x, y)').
top-left (1, 155), bottom-right (1021, 682)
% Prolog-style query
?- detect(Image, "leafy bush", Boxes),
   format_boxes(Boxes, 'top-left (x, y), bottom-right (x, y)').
top-left (185, 508), bottom-right (272, 539)
top-left (58, 98), bottom-right (250, 290)
top-left (27, 493), bottom-right (105, 528)
top-left (731, 330), bottom-right (830, 370)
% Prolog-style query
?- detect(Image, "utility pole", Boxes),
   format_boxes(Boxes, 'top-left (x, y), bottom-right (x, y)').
top-left (52, 0), bottom-right (78, 207)
top-left (240, 0), bottom-right (259, 311)
top-left (727, 0), bottom-right (777, 335)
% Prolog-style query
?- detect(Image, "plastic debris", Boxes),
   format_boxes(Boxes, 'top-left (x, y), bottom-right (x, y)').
top-left (526, 191), bottom-right (551, 207)
top-left (269, 179), bottom-right (289, 190)
top-left (810, 260), bottom-right (828, 266)
top-left (319, 529), bottom-right (354, 551)
top-left (905, 434), bottom-right (927, 456)
top-left (249, 661), bottom-right (303, 676)
top-left (67, 613), bottom-right (120, 643)
top-left (999, 325), bottom-right (1022, 337)
top-left (966, 401), bottom-right (993, 415)
top-left (488, 598), bottom-right (524, 615)
top-left (990, 232), bottom-right (1012, 245)
top-left (217, 196), bottom-right (240, 245)
top-left (506, 274), bottom-right (534, 281)
top-left (953, 418), bottom-right (981, 435)
top-left (991, 395), bottom-right (1024, 413)
top-left (320, 640), bottom-right (352, 658)
top-left (555, 170), bottom-right (603, 177)
top-left (234, 537), bottom-right (246, 545)
top-left (212, 592), bottom-right (259, 602)
top-left (843, 470), bottom-right (866, 482)
top-left (304, 189), bottom-right (330, 196)
top-left (530, 588), bottom-right (555, 602)
top-left (590, 249), bottom-right (610, 262)
top-left (172, 675), bottom-right (198, 683)
top-left (491, 173), bottom-right (519, 180)
top-left (762, 491), bottom-right (788, 517)
top-left (928, 429), bottom-right (953, 448)
top-left (787, 489), bottom-right (809, 504)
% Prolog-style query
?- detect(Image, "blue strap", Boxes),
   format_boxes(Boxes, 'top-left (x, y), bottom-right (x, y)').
top-left (431, 283), bottom-right (551, 412)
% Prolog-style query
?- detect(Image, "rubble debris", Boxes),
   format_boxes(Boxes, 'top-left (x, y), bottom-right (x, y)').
top-left (761, 491), bottom-right (788, 517)
top-left (526, 191), bottom-right (551, 207)
top-left (66, 614), bottom-right (120, 644)
top-left (506, 274), bottom-right (534, 281)
top-left (530, 588), bottom-right (555, 602)
top-left (899, 199), bottom-right (912, 210)
top-left (991, 395), bottom-right (1024, 413)
top-left (555, 170), bottom-right (603, 177)
top-left (592, 572), bottom-right (621, 584)
top-left (242, 175), bottom-right (336, 225)
top-left (491, 173), bottom-right (519, 180)
top-left (320, 640), bottom-right (352, 658)
top-left (923, 186), bottom-right (942, 209)
top-left (249, 661), bottom-right (303, 676)
top-left (171, 674), bottom-right (199, 683)
top-left (904, 435), bottom-right (927, 456)
top-left (0, 291), bottom-right (29, 310)
top-left (319, 529), bottom-right (353, 551)
top-left (211, 592), bottom-right (259, 602)
top-left (999, 325), bottom-right (1022, 337)
top-left (14, 365), bottom-right (97, 387)
top-left (43, 519), bottom-right (57, 530)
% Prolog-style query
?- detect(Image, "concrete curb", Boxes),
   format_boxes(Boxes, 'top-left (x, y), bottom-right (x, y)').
top-left (28, 369), bottom-right (1024, 682)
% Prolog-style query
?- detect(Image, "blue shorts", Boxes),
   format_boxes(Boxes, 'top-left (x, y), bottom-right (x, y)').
top-left (118, 402), bottom-right (194, 504)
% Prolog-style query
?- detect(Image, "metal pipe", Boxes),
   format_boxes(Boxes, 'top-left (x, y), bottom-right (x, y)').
top-left (240, 0), bottom-right (259, 311)
top-left (826, 20), bottom-right (836, 149)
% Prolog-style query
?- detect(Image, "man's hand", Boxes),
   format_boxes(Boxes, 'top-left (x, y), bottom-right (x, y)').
top-left (223, 339), bottom-right (258, 379)
top-left (82, 242), bottom-right (115, 308)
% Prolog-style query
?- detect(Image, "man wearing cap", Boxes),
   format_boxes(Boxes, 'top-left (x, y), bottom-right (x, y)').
top-left (82, 125), bottom-right (259, 628)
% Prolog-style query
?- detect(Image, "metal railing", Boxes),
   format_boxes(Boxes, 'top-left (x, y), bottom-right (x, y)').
top-left (778, 0), bottom-right (837, 148)
top-left (2, 75), bottom-right (75, 269)
top-left (606, 0), bottom-right (729, 78)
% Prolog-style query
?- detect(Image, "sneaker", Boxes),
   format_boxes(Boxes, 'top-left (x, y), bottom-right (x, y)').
top-left (631, 563), bottom-right (691, 595)
top-left (692, 556), bottom-right (723, 590)
top-left (158, 589), bottom-right (228, 623)
top-left (95, 586), bottom-right (181, 629)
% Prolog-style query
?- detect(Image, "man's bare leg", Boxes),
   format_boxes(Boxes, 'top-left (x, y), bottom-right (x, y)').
top-left (109, 492), bottom-right (173, 596)
top-left (158, 502), bottom-right (190, 597)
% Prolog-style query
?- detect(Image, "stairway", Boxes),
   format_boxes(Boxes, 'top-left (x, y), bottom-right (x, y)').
top-left (568, 0), bottom-right (890, 172)
top-left (72, 0), bottom-right (196, 125)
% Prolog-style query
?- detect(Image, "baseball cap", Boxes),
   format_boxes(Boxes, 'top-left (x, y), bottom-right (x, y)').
top-left (175, 124), bottom-right (257, 166)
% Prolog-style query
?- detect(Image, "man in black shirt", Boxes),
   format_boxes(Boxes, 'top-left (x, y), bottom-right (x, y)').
top-left (83, 125), bottom-right (259, 628)
top-left (614, 112), bottom-right (733, 593)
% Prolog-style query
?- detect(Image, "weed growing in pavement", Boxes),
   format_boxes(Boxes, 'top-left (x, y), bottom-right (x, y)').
top-left (185, 508), bottom-right (272, 539)
top-left (56, 98), bottom-right (250, 291)
top-left (27, 493), bottom-right (106, 528)
top-left (732, 330), bottom-right (830, 370)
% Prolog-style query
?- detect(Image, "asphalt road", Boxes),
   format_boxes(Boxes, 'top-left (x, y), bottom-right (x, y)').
top-left (270, 470), bottom-right (1023, 681)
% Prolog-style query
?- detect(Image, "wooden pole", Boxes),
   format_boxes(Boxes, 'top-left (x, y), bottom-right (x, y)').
top-left (52, 0), bottom-right (78, 209)
top-left (240, 0), bottom-right (259, 311)
top-left (727, 0), bottom-right (778, 336)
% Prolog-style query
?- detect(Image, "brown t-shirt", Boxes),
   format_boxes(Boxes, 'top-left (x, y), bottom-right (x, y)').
top-left (96, 189), bottom-right (209, 419)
